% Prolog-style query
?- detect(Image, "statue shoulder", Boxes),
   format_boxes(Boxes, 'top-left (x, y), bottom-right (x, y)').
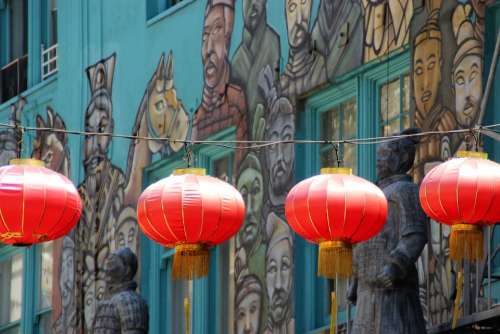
top-left (112, 290), bottom-right (149, 331)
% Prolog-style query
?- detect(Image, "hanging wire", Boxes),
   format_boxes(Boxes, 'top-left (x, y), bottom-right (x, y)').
top-left (0, 122), bottom-right (499, 150)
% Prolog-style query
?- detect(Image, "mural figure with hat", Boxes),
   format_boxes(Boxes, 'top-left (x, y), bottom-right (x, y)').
top-left (311, 0), bottom-right (363, 79)
top-left (235, 151), bottom-right (268, 332)
top-left (361, 0), bottom-right (413, 62)
top-left (452, 3), bottom-right (483, 131)
top-left (264, 214), bottom-right (294, 334)
top-left (349, 128), bottom-right (427, 334)
top-left (74, 54), bottom-right (142, 331)
top-left (231, 0), bottom-right (280, 125)
top-left (258, 65), bottom-right (295, 212)
top-left (193, 0), bottom-right (247, 160)
top-left (412, 0), bottom-right (457, 183)
top-left (281, 0), bottom-right (327, 98)
top-left (235, 274), bottom-right (264, 334)
top-left (0, 98), bottom-right (25, 166)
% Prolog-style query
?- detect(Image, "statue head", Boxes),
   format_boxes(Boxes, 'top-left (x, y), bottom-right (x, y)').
top-left (285, 0), bottom-right (312, 49)
top-left (452, 4), bottom-right (483, 128)
top-left (413, 0), bottom-right (442, 117)
top-left (235, 274), bottom-right (263, 334)
top-left (84, 55), bottom-right (116, 176)
top-left (265, 214), bottom-right (293, 326)
top-left (202, 0), bottom-right (234, 89)
top-left (104, 247), bottom-right (138, 294)
top-left (243, 0), bottom-right (266, 33)
top-left (376, 128), bottom-right (420, 180)
top-left (237, 153), bottom-right (264, 251)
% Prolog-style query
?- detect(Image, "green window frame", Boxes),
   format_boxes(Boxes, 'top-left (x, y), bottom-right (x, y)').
top-left (0, 243), bottom-right (53, 334)
top-left (146, 0), bottom-right (192, 21)
top-left (296, 49), bottom-right (410, 333)
top-left (141, 128), bottom-right (236, 334)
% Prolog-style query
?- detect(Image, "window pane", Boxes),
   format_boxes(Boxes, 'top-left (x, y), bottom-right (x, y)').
top-left (39, 242), bottom-right (53, 310)
top-left (214, 155), bottom-right (231, 184)
top-left (0, 326), bottom-right (20, 334)
top-left (380, 79), bottom-right (401, 135)
top-left (38, 312), bottom-right (52, 334)
top-left (0, 252), bottom-right (23, 325)
top-left (320, 98), bottom-right (357, 174)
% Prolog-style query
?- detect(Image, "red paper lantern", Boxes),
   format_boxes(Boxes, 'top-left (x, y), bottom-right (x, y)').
top-left (285, 168), bottom-right (387, 278)
top-left (0, 159), bottom-right (82, 246)
top-left (419, 151), bottom-right (500, 261)
top-left (137, 168), bottom-right (245, 279)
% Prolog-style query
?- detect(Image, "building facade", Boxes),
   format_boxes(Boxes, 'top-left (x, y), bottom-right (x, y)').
top-left (0, 0), bottom-right (500, 333)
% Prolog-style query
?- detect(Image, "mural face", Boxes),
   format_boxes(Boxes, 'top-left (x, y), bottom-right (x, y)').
top-left (0, 129), bottom-right (17, 165)
top-left (265, 112), bottom-right (294, 204)
top-left (203, 5), bottom-right (230, 89)
top-left (237, 163), bottom-right (264, 250)
top-left (285, 0), bottom-right (312, 49)
top-left (236, 291), bottom-right (261, 334)
top-left (84, 98), bottom-right (113, 176)
top-left (265, 215), bottom-right (293, 332)
top-left (413, 37), bottom-right (442, 116)
top-left (60, 238), bottom-right (75, 309)
top-left (453, 54), bottom-right (482, 127)
top-left (243, 0), bottom-right (266, 33)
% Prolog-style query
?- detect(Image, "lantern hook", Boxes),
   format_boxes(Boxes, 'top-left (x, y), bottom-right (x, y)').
top-left (183, 144), bottom-right (194, 168)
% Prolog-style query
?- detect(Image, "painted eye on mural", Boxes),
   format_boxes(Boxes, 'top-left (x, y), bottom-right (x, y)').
top-left (427, 61), bottom-right (436, 70)
top-left (415, 66), bottom-right (423, 76)
top-left (455, 74), bottom-right (465, 86)
top-left (469, 70), bottom-right (478, 82)
top-left (237, 309), bottom-right (245, 320)
top-left (288, 2), bottom-right (297, 12)
top-left (251, 179), bottom-right (261, 196)
top-left (267, 262), bottom-right (277, 275)
top-left (281, 257), bottom-right (291, 272)
top-left (250, 302), bottom-right (258, 314)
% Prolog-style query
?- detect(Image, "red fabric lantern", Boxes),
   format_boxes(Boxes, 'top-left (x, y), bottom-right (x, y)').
top-left (419, 151), bottom-right (500, 261)
top-left (137, 168), bottom-right (245, 279)
top-left (285, 168), bottom-right (387, 278)
top-left (0, 159), bottom-right (82, 246)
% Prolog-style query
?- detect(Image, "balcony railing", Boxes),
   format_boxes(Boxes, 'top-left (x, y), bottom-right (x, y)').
top-left (41, 43), bottom-right (58, 80)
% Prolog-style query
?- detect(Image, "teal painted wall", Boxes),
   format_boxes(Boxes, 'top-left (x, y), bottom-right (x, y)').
top-left (0, 0), bottom-right (499, 333)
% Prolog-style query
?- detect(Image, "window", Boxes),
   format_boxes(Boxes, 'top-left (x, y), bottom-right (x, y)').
top-left (0, 250), bottom-right (23, 332)
top-left (320, 97), bottom-right (358, 174)
top-left (147, 0), bottom-right (186, 20)
top-left (297, 50), bottom-right (410, 333)
top-left (141, 129), bottom-right (237, 334)
top-left (380, 74), bottom-right (411, 136)
top-left (41, 0), bottom-right (57, 80)
top-left (8, 0), bottom-right (28, 62)
top-left (0, 243), bottom-right (53, 334)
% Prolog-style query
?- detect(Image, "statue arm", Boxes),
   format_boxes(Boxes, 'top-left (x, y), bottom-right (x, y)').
top-left (388, 187), bottom-right (428, 278)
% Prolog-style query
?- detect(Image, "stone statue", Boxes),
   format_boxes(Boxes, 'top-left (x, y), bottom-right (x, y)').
top-left (92, 247), bottom-right (149, 334)
top-left (349, 128), bottom-right (428, 334)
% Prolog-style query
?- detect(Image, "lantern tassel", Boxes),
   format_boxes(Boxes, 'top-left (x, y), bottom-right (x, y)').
top-left (184, 297), bottom-right (191, 334)
top-left (173, 244), bottom-right (209, 280)
top-left (450, 224), bottom-right (483, 262)
top-left (452, 269), bottom-right (464, 329)
top-left (318, 241), bottom-right (352, 278)
top-left (330, 291), bottom-right (337, 334)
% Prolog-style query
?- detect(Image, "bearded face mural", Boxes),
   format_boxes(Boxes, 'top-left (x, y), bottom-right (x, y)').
top-left (452, 4), bottom-right (483, 128)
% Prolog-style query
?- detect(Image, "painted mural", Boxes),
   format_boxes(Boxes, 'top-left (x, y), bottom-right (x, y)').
top-left (28, 0), bottom-right (498, 332)
top-left (362, 0), bottom-right (414, 62)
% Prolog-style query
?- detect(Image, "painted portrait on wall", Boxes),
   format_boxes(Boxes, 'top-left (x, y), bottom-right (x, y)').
top-left (281, 0), bottom-right (327, 98)
top-left (361, 0), bottom-right (413, 62)
top-left (193, 0), bottom-right (247, 150)
top-left (311, 0), bottom-right (363, 79)
top-left (235, 274), bottom-right (264, 334)
top-left (231, 0), bottom-right (280, 124)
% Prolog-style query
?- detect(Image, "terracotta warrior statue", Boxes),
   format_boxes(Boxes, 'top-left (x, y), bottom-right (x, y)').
top-left (349, 128), bottom-right (428, 334)
top-left (93, 248), bottom-right (149, 333)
